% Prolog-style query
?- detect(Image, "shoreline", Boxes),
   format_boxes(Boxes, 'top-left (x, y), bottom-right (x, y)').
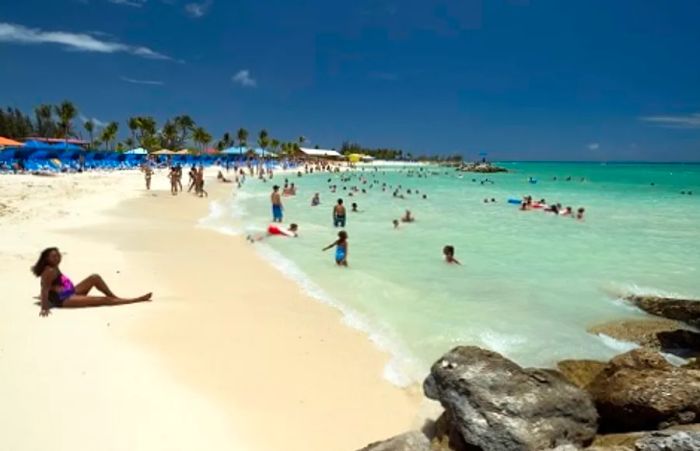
top-left (0, 169), bottom-right (423, 451)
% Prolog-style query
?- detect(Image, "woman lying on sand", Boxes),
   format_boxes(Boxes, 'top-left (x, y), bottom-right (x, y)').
top-left (33, 247), bottom-right (152, 317)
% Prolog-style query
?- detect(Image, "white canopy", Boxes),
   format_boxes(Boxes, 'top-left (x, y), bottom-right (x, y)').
top-left (298, 147), bottom-right (343, 158)
top-left (124, 147), bottom-right (148, 155)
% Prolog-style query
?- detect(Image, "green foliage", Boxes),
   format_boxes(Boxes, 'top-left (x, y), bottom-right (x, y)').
top-left (55, 101), bottom-right (78, 138)
top-left (192, 126), bottom-right (212, 152)
top-left (0, 107), bottom-right (34, 139)
top-left (237, 128), bottom-right (248, 147)
top-left (340, 141), bottom-right (405, 160)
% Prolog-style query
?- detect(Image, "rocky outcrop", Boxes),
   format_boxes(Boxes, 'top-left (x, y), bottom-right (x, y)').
top-left (586, 348), bottom-right (700, 432)
top-left (627, 296), bottom-right (700, 328)
top-left (358, 431), bottom-right (431, 451)
top-left (557, 359), bottom-right (607, 389)
top-left (423, 346), bottom-right (598, 451)
top-left (590, 317), bottom-right (700, 358)
top-left (458, 163), bottom-right (508, 173)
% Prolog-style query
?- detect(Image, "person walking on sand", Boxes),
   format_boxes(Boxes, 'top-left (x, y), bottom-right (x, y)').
top-left (143, 165), bottom-right (153, 190)
top-left (168, 166), bottom-right (178, 195)
top-left (271, 185), bottom-right (283, 222)
top-left (196, 166), bottom-right (208, 198)
top-left (323, 231), bottom-right (348, 266)
top-left (333, 199), bottom-right (346, 227)
top-left (32, 247), bottom-right (152, 317)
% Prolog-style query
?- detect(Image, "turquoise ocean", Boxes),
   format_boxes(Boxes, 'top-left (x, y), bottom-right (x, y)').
top-left (201, 162), bottom-right (700, 385)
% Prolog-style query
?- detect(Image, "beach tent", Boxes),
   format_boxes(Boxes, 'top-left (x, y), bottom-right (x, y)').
top-left (175, 149), bottom-right (190, 155)
top-left (0, 136), bottom-right (22, 147)
top-left (125, 147), bottom-right (148, 155)
top-left (298, 147), bottom-right (344, 159)
top-left (152, 149), bottom-right (176, 155)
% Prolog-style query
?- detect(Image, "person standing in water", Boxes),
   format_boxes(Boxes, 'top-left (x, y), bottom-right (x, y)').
top-left (443, 245), bottom-right (461, 265)
top-left (32, 247), bottom-right (152, 317)
top-left (271, 185), bottom-right (283, 222)
top-left (323, 231), bottom-right (348, 266)
top-left (333, 199), bottom-right (346, 227)
top-left (311, 193), bottom-right (320, 206)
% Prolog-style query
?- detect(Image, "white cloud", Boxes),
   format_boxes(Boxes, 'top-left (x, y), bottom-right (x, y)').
top-left (232, 69), bottom-right (257, 87)
top-left (108, 0), bottom-right (148, 7)
top-left (79, 115), bottom-right (108, 128)
top-left (587, 143), bottom-right (600, 150)
top-left (121, 76), bottom-right (165, 85)
top-left (185, 0), bottom-right (212, 18)
top-left (0, 22), bottom-right (172, 61)
top-left (640, 113), bottom-right (700, 129)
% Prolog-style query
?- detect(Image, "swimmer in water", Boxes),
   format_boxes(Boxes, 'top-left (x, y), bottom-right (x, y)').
top-left (247, 223), bottom-right (299, 242)
top-left (311, 193), bottom-right (320, 206)
top-left (322, 231), bottom-right (348, 266)
top-left (393, 219), bottom-right (399, 229)
top-left (576, 207), bottom-right (585, 220)
top-left (401, 210), bottom-right (415, 223)
top-left (443, 245), bottom-right (461, 265)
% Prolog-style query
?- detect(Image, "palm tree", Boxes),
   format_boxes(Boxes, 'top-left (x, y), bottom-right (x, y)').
top-left (100, 121), bottom-right (119, 150)
top-left (34, 104), bottom-right (55, 137)
top-left (269, 138), bottom-right (280, 158)
top-left (258, 129), bottom-right (269, 160)
top-left (237, 127), bottom-right (248, 160)
top-left (298, 136), bottom-right (305, 146)
top-left (137, 116), bottom-right (157, 147)
top-left (125, 137), bottom-right (136, 148)
top-left (174, 115), bottom-right (195, 148)
top-left (160, 120), bottom-right (179, 149)
top-left (55, 101), bottom-right (78, 139)
top-left (84, 119), bottom-right (95, 149)
top-left (127, 116), bottom-right (140, 142)
top-left (192, 126), bottom-right (212, 154)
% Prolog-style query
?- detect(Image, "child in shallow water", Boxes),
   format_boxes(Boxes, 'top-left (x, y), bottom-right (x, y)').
top-left (443, 245), bottom-right (461, 265)
top-left (323, 231), bottom-right (348, 266)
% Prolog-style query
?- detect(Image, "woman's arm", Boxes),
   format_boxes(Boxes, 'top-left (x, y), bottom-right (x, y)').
top-left (39, 268), bottom-right (55, 317)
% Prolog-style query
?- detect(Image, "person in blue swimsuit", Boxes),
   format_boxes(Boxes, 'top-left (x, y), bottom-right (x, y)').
top-left (323, 231), bottom-right (348, 266)
top-left (271, 185), bottom-right (283, 222)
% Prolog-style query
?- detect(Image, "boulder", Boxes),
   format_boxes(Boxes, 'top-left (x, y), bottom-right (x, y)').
top-left (626, 296), bottom-right (700, 328)
top-left (557, 359), bottom-right (607, 389)
top-left (635, 431), bottom-right (700, 450)
top-left (357, 431), bottom-right (431, 451)
top-left (423, 346), bottom-right (598, 451)
top-left (587, 349), bottom-right (700, 432)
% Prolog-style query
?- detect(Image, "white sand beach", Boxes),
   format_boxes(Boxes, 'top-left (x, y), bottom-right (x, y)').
top-left (0, 169), bottom-right (423, 451)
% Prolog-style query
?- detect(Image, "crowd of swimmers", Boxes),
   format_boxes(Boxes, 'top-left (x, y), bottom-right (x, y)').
top-left (255, 166), bottom-right (466, 267)
top-left (517, 196), bottom-right (585, 219)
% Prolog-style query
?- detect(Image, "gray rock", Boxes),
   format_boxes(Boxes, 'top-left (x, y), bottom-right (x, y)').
top-left (358, 431), bottom-right (431, 451)
top-left (635, 431), bottom-right (700, 451)
top-left (423, 346), bottom-right (598, 451)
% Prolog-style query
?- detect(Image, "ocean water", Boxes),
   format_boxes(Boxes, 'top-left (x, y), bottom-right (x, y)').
top-left (202, 162), bottom-right (700, 385)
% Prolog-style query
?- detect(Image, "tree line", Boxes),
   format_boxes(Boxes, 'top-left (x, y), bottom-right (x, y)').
top-left (1, 101), bottom-right (456, 161)
top-left (0, 101), bottom-right (306, 156)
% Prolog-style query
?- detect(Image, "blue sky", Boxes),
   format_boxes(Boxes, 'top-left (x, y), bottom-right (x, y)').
top-left (1, 0), bottom-right (699, 161)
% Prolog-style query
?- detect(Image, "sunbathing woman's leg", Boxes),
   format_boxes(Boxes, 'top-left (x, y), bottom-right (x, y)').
top-left (73, 274), bottom-right (117, 297)
top-left (62, 293), bottom-right (152, 308)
